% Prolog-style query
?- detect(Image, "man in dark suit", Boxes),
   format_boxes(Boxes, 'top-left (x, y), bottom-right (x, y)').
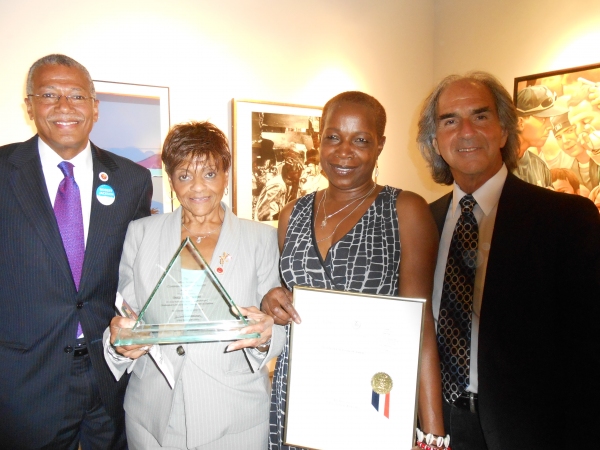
top-left (0, 54), bottom-right (152, 449)
top-left (416, 72), bottom-right (600, 449)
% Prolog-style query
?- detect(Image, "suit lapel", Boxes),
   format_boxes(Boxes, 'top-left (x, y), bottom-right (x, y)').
top-left (159, 207), bottom-right (183, 270)
top-left (210, 204), bottom-right (240, 272)
top-left (80, 144), bottom-right (120, 293)
top-left (485, 174), bottom-right (538, 294)
top-left (492, 174), bottom-right (537, 246)
top-left (8, 136), bottom-right (74, 287)
top-left (430, 191), bottom-right (452, 237)
top-left (157, 207), bottom-right (188, 381)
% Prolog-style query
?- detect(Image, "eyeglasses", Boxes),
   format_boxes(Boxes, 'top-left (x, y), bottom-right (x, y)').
top-left (27, 93), bottom-right (95, 105)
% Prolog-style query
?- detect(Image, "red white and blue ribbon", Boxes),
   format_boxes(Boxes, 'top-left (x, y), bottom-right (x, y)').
top-left (371, 390), bottom-right (390, 418)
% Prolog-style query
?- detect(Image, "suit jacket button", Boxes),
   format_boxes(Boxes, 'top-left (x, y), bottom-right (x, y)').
top-left (64, 346), bottom-right (74, 353)
top-left (76, 302), bottom-right (84, 309)
top-left (176, 346), bottom-right (185, 356)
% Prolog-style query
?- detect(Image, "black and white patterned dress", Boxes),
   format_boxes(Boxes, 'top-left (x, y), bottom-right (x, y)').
top-left (268, 186), bottom-right (401, 450)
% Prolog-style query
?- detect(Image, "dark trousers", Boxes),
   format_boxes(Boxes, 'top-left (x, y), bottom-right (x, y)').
top-left (40, 354), bottom-right (127, 450)
top-left (442, 398), bottom-right (488, 450)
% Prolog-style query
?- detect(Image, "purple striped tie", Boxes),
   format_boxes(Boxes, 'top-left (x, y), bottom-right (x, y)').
top-left (55, 162), bottom-right (86, 339)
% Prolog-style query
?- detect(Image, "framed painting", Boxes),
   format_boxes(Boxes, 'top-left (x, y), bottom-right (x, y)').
top-left (232, 99), bottom-right (325, 226)
top-left (513, 63), bottom-right (600, 209)
top-left (90, 81), bottom-right (172, 213)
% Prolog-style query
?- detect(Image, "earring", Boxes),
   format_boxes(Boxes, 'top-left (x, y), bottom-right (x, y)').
top-left (225, 187), bottom-right (229, 196)
top-left (374, 162), bottom-right (379, 179)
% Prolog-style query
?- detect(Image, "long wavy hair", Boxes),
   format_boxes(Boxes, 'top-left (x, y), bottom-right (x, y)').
top-left (417, 71), bottom-right (519, 185)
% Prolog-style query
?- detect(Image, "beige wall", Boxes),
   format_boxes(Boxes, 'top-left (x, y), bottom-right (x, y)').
top-left (0, 0), bottom-right (444, 201)
top-left (1, 0), bottom-right (598, 202)
top-left (433, 0), bottom-right (600, 101)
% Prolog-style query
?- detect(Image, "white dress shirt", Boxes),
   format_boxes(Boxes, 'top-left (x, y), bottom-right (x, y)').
top-left (38, 138), bottom-right (94, 246)
top-left (432, 164), bottom-right (508, 393)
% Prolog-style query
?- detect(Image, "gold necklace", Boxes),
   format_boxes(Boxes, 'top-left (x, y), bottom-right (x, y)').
top-left (182, 222), bottom-right (222, 244)
top-left (316, 184), bottom-right (377, 243)
top-left (317, 184), bottom-right (377, 229)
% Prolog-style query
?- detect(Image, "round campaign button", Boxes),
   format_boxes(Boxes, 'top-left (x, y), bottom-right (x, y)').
top-left (96, 184), bottom-right (116, 206)
top-left (99, 172), bottom-right (109, 182)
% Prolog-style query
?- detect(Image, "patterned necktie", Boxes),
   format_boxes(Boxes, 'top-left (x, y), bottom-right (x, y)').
top-left (437, 194), bottom-right (479, 403)
top-left (54, 161), bottom-right (85, 291)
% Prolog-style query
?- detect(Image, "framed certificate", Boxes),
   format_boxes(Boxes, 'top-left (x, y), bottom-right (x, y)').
top-left (284, 286), bottom-right (425, 450)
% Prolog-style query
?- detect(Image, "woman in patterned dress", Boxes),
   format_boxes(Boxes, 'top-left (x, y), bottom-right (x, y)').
top-left (262, 92), bottom-right (445, 449)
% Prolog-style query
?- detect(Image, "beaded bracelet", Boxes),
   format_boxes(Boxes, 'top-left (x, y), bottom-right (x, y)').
top-left (415, 428), bottom-right (451, 450)
top-left (416, 441), bottom-right (452, 450)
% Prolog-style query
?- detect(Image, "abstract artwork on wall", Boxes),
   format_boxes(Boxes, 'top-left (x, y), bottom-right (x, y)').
top-left (91, 81), bottom-right (171, 213)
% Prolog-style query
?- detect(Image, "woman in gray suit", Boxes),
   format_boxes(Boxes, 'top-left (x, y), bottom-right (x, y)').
top-left (104, 121), bottom-right (284, 449)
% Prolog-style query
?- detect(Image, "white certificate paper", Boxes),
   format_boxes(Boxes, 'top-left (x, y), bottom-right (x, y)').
top-left (284, 286), bottom-right (425, 450)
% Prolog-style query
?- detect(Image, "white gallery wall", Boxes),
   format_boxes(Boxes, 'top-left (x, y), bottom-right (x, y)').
top-left (1, 0), bottom-right (599, 202)
top-left (0, 0), bottom-right (442, 201)
top-left (433, 0), bottom-right (600, 103)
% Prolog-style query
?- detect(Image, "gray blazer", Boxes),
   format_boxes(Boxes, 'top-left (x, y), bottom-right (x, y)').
top-left (104, 204), bottom-right (284, 447)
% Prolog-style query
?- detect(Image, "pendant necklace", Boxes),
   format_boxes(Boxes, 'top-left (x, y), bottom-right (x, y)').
top-left (182, 222), bottom-right (222, 244)
top-left (316, 184), bottom-right (377, 243)
top-left (316, 184), bottom-right (377, 229)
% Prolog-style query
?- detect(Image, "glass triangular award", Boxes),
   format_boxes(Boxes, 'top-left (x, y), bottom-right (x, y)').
top-left (113, 237), bottom-right (259, 345)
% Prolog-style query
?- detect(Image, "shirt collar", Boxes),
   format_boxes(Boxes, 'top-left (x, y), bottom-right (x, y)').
top-left (451, 164), bottom-right (507, 217)
top-left (38, 137), bottom-right (93, 173)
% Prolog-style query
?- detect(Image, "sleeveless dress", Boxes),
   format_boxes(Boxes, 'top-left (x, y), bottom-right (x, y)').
top-left (268, 186), bottom-right (401, 450)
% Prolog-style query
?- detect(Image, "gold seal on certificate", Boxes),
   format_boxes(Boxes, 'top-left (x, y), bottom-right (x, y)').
top-left (371, 372), bottom-right (393, 419)
top-left (371, 372), bottom-right (393, 394)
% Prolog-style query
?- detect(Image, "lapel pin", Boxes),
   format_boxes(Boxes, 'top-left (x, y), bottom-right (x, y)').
top-left (216, 252), bottom-right (232, 274)
top-left (96, 184), bottom-right (115, 206)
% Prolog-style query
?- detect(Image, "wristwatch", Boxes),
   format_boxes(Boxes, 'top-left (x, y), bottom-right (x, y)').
top-left (256, 338), bottom-right (271, 353)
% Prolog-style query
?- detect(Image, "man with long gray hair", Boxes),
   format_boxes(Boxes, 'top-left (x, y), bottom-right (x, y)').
top-left (0, 54), bottom-right (152, 449)
top-left (417, 71), bottom-right (599, 449)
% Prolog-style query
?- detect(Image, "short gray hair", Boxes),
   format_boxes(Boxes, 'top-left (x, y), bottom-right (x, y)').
top-left (416, 71), bottom-right (519, 185)
top-left (26, 54), bottom-right (95, 97)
